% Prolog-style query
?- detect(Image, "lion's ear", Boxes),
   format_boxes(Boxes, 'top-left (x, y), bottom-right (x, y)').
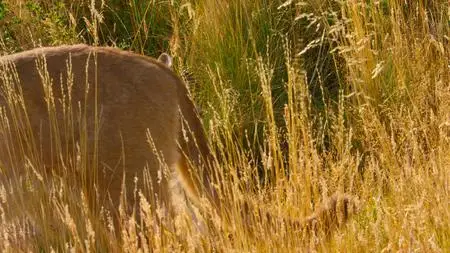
top-left (158, 53), bottom-right (173, 68)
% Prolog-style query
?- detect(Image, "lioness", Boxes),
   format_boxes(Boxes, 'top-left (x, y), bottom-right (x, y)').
top-left (0, 44), bottom-right (356, 238)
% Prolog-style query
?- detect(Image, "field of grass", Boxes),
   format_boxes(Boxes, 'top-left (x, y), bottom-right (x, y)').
top-left (0, 0), bottom-right (449, 252)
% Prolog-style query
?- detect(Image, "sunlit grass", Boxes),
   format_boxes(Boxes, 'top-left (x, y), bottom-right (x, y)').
top-left (0, 0), bottom-right (449, 251)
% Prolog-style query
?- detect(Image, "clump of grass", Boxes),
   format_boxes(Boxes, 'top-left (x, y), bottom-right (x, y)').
top-left (0, 0), bottom-right (79, 52)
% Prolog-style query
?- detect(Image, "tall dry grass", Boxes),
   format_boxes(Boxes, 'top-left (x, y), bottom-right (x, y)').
top-left (0, 0), bottom-right (449, 251)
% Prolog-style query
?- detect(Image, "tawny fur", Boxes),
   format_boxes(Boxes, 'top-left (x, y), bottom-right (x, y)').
top-left (0, 44), bottom-right (212, 216)
top-left (0, 44), bottom-right (357, 238)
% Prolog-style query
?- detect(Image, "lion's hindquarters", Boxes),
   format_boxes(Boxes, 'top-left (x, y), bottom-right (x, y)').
top-left (0, 46), bottom-right (184, 216)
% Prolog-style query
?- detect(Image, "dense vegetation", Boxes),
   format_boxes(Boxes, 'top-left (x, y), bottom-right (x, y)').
top-left (0, 0), bottom-right (448, 251)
